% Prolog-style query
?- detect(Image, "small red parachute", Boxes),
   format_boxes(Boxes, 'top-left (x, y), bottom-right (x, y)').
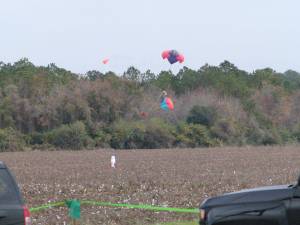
top-left (139, 111), bottom-right (148, 118)
top-left (102, 58), bottom-right (109, 64)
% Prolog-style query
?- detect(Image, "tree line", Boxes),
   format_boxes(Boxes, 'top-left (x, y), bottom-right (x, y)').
top-left (1, 58), bottom-right (300, 151)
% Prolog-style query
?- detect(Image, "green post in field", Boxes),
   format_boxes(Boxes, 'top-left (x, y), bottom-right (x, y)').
top-left (66, 199), bottom-right (81, 223)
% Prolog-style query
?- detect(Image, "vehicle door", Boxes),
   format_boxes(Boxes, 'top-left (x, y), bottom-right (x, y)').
top-left (0, 168), bottom-right (24, 225)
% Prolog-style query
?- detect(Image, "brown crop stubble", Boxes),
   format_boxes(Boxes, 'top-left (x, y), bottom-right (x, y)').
top-left (0, 146), bottom-right (300, 224)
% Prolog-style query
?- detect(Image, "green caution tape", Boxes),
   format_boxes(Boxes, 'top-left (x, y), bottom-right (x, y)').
top-left (81, 200), bottom-right (198, 214)
top-left (30, 200), bottom-right (199, 214)
top-left (30, 201), bottom-right (66, 213)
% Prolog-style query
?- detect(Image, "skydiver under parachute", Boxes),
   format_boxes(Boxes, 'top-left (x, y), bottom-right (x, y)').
top-left (160, 91), bottom-right (174, 111)
top-left (139, 90), bottom-right (174, 119)
top-left (139, 50), bottom-right (182, 118)
top-left (102, 49), bottom-right (182, 118)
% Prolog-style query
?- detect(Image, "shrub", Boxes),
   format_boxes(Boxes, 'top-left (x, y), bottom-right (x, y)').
top-left (93, 130), bottom-right (112, 148)
top-left (261, 128), bottom-right (282, 145)
top-left (28, 132), bottom-right (45, 145)
top-left (45, 121), bottom-right (93, 149)
top-left (175, 122), bottom-right (219, 147)
top-left (279, 129), bottom-right (297, 144)
top-left (246, 126), bottom-right (282, 146)
top-left (293, 125), bottom-right (300, 143)
top-left (142, 118), bottom-right (176, 148)
top-left (110, 120), bottom-right (145, 149)
top-left (187, 105), bottom-right (218, 127)
top-left (110, 118), bottom-right (176, 149)
top-left (210, 119), bottom-right (244, 145)
top-left (0, 127), bottom-right (26, 151)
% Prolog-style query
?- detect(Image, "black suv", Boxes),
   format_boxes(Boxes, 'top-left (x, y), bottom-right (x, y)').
top-left (199, 175), bottom-right (300, 225)
top-left (0, 161), bottom-right (31, 225)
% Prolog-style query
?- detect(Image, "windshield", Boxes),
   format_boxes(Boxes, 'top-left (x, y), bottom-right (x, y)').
top-left (0, 169), bottom-right (19, 204)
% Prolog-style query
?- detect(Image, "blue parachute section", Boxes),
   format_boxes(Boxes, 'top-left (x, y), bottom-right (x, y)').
top-left (167, 50), bottom-right (179, 64)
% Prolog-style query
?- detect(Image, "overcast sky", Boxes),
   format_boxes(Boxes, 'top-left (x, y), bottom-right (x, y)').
top-left (1, 0), bottom-right (300, 74)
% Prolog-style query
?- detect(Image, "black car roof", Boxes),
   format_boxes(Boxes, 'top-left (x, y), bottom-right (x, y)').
top-left (0, 161), bottom-right (6, 169)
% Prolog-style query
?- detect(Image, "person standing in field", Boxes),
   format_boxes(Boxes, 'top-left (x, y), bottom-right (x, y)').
top-left (111, 154), bottom-right (116, 168)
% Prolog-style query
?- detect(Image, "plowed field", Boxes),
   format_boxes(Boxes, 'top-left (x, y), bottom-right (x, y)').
top-left (1, 146), bottom-right (299, 224)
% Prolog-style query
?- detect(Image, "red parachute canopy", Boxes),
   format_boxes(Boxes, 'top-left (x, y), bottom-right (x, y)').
top-left (177, 54), bottom-right (184, 63)
top-left (161, 50), bottom-right (184, 64)
top-left (161, 50), bottom-right (170, 59)
top-left (139, 111), bottom-right (148, 118)
top-left (102, 58), bottom-right (109, 64)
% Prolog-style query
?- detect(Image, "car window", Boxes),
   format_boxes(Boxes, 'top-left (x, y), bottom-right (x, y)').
top-left (0, 169), bottom-right (19, 204)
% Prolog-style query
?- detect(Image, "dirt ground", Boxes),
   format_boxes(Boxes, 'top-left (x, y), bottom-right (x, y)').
top-left (1, 146), bottom-right (300, 225)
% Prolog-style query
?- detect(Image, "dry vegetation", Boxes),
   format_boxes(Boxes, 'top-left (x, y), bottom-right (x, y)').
top-left (1, 146), bottom-right (300, 224)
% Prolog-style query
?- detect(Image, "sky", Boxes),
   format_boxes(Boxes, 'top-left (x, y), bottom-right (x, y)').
top-left (1, 0), bottom-right (300, 74)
